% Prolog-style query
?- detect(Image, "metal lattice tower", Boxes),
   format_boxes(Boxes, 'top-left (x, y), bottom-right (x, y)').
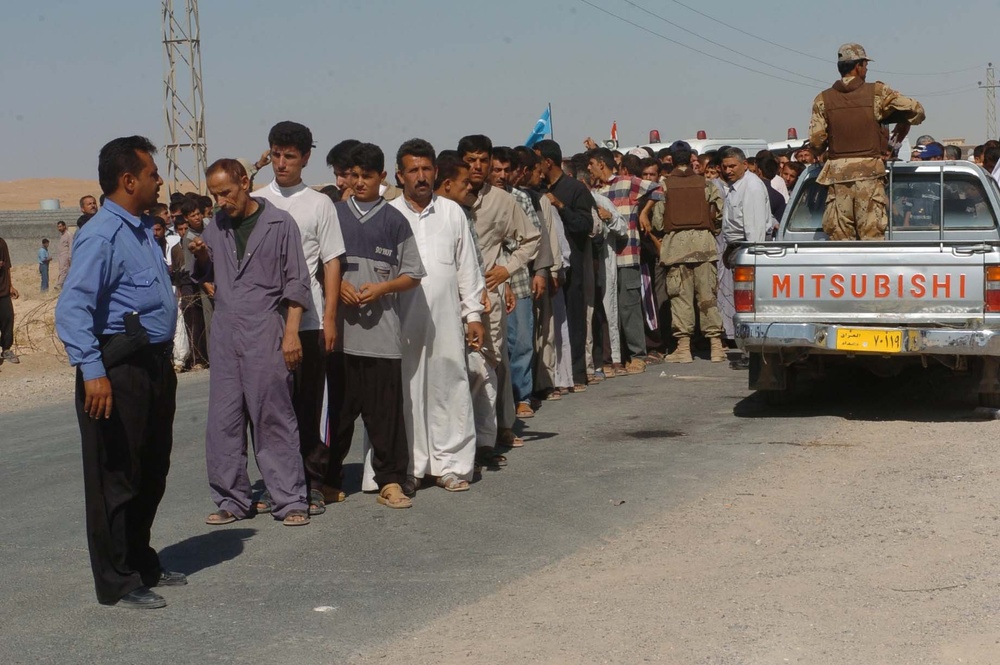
top-left (162, 0), bottom-right (208, 195)
top-left (980, 63), bottom-right (997, 141)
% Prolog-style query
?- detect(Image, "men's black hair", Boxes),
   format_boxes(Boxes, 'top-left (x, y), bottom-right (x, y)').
top-left (974, 144), bottom-right (985, 160)
top-left (513, 145), bottom-right (540, 169)
top-left (198, 194), bottom-right (213, 210)
top-left (42, 238), bottom-right (50, 243)
top-left (319, 184), bottom-right (341, 203)
top-left (670, 148), bottom-right (692, 168)
top-left (169, 192), bottom-right (186, 205)
top-left (587, 148), bottom-right (616, 171)
top-left (267, 120), bottom-right (314, 155)
top-left (457, 134), bottom-right (493, 159)
top-left (758, 155), bottom-right (780, 180)
top-left (569, 152), bottom-right (590, 179)
top-left (984, 146), bottom-right (1000, 172)
top-left (396, 138), bottom-right (437, 171)
top-left (534, 139), bottom-right (563, 166)
top-left (434, 150), bottom-right (469, 189)
top-left (985, 139), bottom-right (1000, 150)
top-left (179, 198), bottom-right (201, 217)
top-left (148, 203), bottom-right (169, 215)
top-left (57, 220), bottom-right (66, 227)
top-left (638, 157), bottom-right (660, 175)
top-left (838, 59), bottom-right (863, 76)
top-left (620, 154), bottom-right (641, 177)
top-left (97, 135), bottom-right (158, 196)
top-left (655, 147), bottom-right (672, 161)
top-left (326, 139), bottom-right (361, 170)
top-left (348, 142), bottom-right (385, 173)
top-left (746, 157), bottom-right (758, 167)
top-left (492, 146), bottom-right (515, 167)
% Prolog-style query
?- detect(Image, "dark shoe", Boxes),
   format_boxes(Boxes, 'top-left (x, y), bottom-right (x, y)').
top-left (1, 350), bottom-right (19, 364)
top-left (153, 570), bottom-right (188, 587)
top-left (116, 587), bottom-right (166, 609)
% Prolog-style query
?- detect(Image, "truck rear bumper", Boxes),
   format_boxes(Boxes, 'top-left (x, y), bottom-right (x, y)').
top-left (734, 322), bottom-right (1000, 356)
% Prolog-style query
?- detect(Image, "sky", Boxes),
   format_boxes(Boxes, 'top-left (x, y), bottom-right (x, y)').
top-left (1, 0), bottom-right (997, 183)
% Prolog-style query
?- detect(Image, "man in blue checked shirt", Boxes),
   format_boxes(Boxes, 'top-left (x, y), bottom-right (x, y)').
top-left (56, 136), bottom-right (186, 610)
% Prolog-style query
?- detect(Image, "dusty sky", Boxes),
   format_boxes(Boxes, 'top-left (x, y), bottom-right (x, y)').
top-left (1, 0), bottom-right (995, 182)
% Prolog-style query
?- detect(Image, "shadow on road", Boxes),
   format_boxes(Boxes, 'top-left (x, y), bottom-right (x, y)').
top-left (159, 528), bottom-right (257, 575)
top-left (733, 364), bottom-right (984, 423)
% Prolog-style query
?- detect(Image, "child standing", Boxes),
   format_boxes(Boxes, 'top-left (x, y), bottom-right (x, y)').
top-left (325, 143), bottom-right (425, 509)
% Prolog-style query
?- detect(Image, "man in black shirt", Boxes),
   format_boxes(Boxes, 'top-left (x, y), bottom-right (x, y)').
top-left (534, 139), bottom-right (596, 389)
top-left (77, 194), bottom-right (98, 228)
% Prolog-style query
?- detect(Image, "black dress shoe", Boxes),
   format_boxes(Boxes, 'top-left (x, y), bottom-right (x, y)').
top-left (116, 587), bottom-right (166, 609)
top-left (153, 570), bottom-right (188, 587)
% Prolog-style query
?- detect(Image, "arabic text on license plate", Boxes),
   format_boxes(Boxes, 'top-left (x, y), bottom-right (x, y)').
top-left (835, 328), bottom-right (903, 353)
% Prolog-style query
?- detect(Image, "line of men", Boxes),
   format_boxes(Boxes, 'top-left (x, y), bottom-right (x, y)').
top-left (55, 124), bottom-right (756, 608)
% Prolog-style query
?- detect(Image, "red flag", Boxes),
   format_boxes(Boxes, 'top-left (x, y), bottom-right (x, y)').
top-left (611, 121), bottom-right (618, 143)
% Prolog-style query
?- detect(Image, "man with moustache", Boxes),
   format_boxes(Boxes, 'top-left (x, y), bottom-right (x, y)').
top-left (56, 136), bottom-right (184, 609)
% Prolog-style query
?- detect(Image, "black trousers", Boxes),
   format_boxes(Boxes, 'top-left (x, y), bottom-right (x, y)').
top-left (325, 352), bottom-right (408, 489)
top-left (294, 329), bottom-right (327, 492)
top-left (564, 234), bottom-right (593, 385)
top-left (76, 343), bottom-right (176, 604)
top-left (0, 295), bottom-right (13, 350)
top-left (180, 288), bottom-right (208, 366)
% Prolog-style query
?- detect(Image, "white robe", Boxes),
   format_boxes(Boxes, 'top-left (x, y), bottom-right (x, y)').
top-left (362, 195), bottom-right (485, 488)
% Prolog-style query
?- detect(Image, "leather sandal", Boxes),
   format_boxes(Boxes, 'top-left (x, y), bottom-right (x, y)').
top-left (205, 509), bottom-right (238, 526)
top-left (377, 483), bottom-right (413, 509)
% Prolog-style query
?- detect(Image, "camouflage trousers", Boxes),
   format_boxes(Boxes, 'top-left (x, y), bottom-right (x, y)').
top-left (822, 178), bottom-right (888, 241)
top-left (665, 261), bottom-right (722, 338)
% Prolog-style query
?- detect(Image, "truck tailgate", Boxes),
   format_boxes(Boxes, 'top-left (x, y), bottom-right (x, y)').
top-left (747, 243), bottom-right (989, 326)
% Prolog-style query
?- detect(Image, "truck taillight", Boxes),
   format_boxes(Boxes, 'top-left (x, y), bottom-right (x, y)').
top-left (986, 266), bottom-right (1000, 312)
top-left (734, 266), bottom-right (754, 313)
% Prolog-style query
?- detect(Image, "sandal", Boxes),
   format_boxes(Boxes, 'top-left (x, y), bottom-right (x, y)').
top-left (308, 489), bottom-right (326, 516)
top-left (320, 485), bottom-right (347, 503)
top-left (205, 509), bottom-right (238, 526)
top-left (282, 509), bottom-right (310, 526)
top-left (436, 473), bottom-right (470, 492)
top-left (475, 448), bottom-right (507, 469)
top-left (377, 483), bottom-right (413, 509)
top-left (253, 490), bottom-right (274, 514)
top-left (497, 429), bottom-right (524, 449)
top-left (644, 351), bottom-right (666, 365)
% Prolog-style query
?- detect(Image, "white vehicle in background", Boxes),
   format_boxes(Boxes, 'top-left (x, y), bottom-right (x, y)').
top-left (619, 130), bottom-right (768, 158)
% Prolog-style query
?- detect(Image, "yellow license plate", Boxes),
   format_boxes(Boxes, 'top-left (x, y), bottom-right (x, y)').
top-left (835, 328), bottom-right (903, 353)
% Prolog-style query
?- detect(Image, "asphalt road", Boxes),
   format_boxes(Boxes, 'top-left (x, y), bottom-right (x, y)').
top-left (0, 359), bottom-right (981, 664)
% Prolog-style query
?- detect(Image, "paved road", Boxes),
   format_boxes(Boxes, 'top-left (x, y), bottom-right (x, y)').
top-left (0, 359), bottom-right (980, 664)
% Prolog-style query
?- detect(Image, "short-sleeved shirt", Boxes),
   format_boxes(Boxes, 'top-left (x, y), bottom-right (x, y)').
top-left (596, 175), bottom-right (663, 268)
top-left (335, 197), bottom-right (426, 359)
top-left (253, 180), bottom-right (347, 330)
top-left (38, 247), bottom-right (50, 264)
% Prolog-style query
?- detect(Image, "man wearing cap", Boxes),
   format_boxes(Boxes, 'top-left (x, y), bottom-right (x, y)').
top-left (808, 43), bottom-right (925, 240)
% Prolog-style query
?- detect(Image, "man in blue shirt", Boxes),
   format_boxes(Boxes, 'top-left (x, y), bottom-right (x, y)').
top-left (56, 136), bottom-right (185, 610)
top-left (38, 239), bottom-right (50, 292)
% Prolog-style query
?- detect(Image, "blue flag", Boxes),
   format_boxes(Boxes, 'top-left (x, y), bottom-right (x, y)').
top-left (524, 106), bottom-right (551, 147)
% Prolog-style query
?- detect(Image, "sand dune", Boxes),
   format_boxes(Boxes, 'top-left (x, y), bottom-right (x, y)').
top-left (0, 178), bottom-right (103, 212)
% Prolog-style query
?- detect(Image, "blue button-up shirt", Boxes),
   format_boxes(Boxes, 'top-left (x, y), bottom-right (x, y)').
top-left (56, 199), bottom-right (177, 381)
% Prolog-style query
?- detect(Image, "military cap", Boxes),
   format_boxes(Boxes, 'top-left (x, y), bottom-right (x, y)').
top-left (668, 140), bottom-right (691, 153)
top-left (837, 43), bottom-right (872, 63)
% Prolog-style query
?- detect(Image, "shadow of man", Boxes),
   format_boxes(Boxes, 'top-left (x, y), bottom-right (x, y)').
top-left (158, 528), bottom-right (256, 576)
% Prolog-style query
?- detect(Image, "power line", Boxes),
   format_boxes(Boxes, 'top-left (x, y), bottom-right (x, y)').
top-left (908, 84), bottom-right (979, 98)
top-left (575, 0), bottom-right (816, 89)
top-left (617, 0), bottom-right (827, 85)
top-left (661, 0), bottom-right (982, 77)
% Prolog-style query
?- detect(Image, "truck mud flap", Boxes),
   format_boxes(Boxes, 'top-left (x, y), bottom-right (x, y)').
top-left (749, 352), bottom-right (788, 391)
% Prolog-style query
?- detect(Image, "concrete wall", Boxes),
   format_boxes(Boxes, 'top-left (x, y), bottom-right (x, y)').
top-left (0, 210), bottom-right (78, 266)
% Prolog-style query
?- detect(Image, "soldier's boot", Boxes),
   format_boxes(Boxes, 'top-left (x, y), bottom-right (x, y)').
top-left (666, 337), bottom-right (693, 364)
top-left (710, 337), bottom-right (726, 363)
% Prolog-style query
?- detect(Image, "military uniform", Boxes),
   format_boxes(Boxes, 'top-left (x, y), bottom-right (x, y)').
top-left (654, 166), bottom-right (725, 362)
top-left (808, 43), bottom-right (925, 241)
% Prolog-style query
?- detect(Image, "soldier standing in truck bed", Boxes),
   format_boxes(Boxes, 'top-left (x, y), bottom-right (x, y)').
top-left (808, 43), bottom-right (925, 241)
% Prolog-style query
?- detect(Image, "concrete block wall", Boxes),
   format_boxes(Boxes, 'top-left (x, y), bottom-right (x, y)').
top-left (0, 210), bottom-right (79, 266)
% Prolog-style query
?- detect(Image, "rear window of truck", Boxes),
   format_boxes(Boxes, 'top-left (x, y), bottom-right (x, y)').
top-left (785, 172), bottom-right (998, 233)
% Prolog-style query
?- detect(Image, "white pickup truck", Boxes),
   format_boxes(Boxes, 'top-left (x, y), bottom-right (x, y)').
top-left (731, 161), bottom-right (1000, 405)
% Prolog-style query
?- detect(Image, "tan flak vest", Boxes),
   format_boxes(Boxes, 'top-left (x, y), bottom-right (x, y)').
top-left (661, 169), bottom-right (714, 233)
top-left (821, 79), bottom-right (887, 160)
